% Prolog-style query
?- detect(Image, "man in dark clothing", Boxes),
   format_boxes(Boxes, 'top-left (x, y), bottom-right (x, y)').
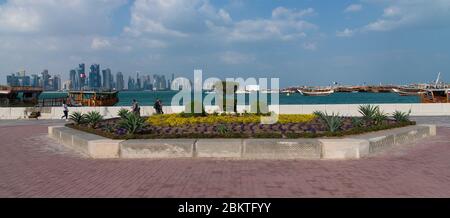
top-left (132, 99), bottom-right (140, 116)
top-left (154, 98), bottom-right (164, 114)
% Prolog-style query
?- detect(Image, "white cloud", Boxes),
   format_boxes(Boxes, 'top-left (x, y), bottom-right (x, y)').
top-left (362, 0), bottom-right (450, 32)
top-left (91, 38), bottom-right (111, 50)
top-left (208, 7), bottom-right (317, 42)
top-left (336, 28), bottom-right (355, 37)
top-left (383, 6), bottom-right (401, 17)
top-left (272, 7), bottom-right (315, 20)
top-left (125, 0), bottom-right (231, 37)
top-left (126, 1), bottom-right (319, 45)
top-left (218, 9), bottom-right (232, 23)
top-left (344, 4), bottom-right (363, 13)
top-left (0, 0), bottom-right (127, 35)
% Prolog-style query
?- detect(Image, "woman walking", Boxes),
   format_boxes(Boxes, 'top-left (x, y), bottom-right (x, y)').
top-left (61, 103), bottom-right (69, 120)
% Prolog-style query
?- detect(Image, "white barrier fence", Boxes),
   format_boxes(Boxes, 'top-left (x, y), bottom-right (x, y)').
top-left (1, 103), bottom-right (450, 120)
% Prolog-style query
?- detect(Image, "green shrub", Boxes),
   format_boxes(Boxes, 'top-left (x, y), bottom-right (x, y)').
top-left (85, 111), bottom-right (103, 128)
top-left (314, 111), bottom-right (343, 133)
top-left (216, 124), bottom-right (229, 134)
top-left (392, 110), bottom-right (411, 122)
top-left (118, 113), bottom-right (146, 135)
top-left (351, 117), bottom-right (364, 127)
top-left (358, 105), bottom-right (380, 121)
top-left (118, 108), bottom-right (130, 119)
top-left (69, 112), bottom-right (86, 125)
top-left (373, 109), bottom-right (388, 125)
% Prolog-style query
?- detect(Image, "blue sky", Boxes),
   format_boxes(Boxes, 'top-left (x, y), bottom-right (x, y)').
top-left (0, 0), bottom-right (449, 87)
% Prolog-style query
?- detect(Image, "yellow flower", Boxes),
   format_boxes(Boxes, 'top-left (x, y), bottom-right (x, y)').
top-left (147, 114), bottom-right (316, 127)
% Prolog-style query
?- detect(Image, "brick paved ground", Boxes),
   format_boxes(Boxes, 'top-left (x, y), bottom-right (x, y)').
top-left (0, 120), bottom-right (450, 197)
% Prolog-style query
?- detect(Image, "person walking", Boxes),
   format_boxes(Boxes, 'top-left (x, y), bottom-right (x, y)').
top-left (154, 98), bottom-right (164, 114)
top-left (61, 103), bottom-right (69, 120)
top-left (131, 99), bottom-right (140, 116)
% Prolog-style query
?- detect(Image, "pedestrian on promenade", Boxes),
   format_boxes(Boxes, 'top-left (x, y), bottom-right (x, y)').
top-left (61, 103), bottom-right (69, 120)
top-left (132, 99), bottom-right (141, 117)
top-left (154, 98), bottom-right (164, 114)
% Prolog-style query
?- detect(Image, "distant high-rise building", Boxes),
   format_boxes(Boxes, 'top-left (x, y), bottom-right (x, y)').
top-left (152, 74), bottom-right (168, 90)
top-left (142, 75), bottom-right (153, 90)
top-left (127, 76), bottom-right (135, 90)
top-left (136, 72), bottom-right (142, 90)
top-left (6, 74), bottom-right (19, 86)
top-left (7, 71), bottom-right (31, 86)
top-left (31, 74), bottom-right (40, 87)
top-left (89, 64), bottom-right (101, 89)
top-left (63, 80), bottom-right (71, 91)
top-left (102, 68), bottom-right (112, 90)
top-left (172, 77), bottom-right (191, 90)
top-left (53, 75), bottom-right (61, 91)
top-left (69, 69), bottom-right (77, 90)
top-left (116, 72), bottom-right (124, 91)
top-left (41, 70), bottom-right (51, 90)
top-left (77, 63), bottom-right (86, 90)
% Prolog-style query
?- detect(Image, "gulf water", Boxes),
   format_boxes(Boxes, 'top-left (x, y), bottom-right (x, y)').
top-left (40, 91), bottom-right (420, 106)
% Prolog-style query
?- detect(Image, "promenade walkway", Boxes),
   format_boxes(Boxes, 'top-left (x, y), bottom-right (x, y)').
top-left (0, 118), bottom-right (449, 197)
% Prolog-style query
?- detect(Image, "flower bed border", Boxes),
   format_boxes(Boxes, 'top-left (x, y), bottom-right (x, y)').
top-left (66, 121), bottom-right (416, 140)
top-left (49, 124), bottom-right (436, 160)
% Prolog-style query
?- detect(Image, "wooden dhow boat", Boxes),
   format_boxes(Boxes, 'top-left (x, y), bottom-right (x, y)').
top-left (419, 72), bottom-right (450, 103)
top-left (298, 88), bottom-right (335, 96)
top-left (392, 87), bottom-right (426, 96)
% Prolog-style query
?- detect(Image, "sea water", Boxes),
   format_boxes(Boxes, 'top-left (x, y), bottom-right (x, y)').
top-left (40, 91), bottom-right (420, 106)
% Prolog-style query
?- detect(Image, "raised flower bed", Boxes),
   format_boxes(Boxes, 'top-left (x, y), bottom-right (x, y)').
top-left (66, 105), bottom-right (416, 140)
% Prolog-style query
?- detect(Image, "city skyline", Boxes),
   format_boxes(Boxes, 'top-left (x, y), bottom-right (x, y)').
top-left (0, 0), bottom-right (449, 86)
top-left (4, 63), bottom-right (178, 91)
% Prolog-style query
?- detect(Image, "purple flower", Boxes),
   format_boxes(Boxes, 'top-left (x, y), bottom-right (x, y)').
top-left (116, 128), bottom-right (127, 135)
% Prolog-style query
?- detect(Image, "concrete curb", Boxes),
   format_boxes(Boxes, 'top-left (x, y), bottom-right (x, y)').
top-left (48, 125), bottom-right (436, 160)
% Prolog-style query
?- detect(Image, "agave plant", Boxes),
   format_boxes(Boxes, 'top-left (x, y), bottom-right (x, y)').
top-left (118, 108), bottom-right (131, 119)
top-left (351, 117), bottom-right (364, 128)
top-left (69, 112), bottom-right (86, 125)
top-left (85, 111), bottom-right (103, 128)
top-left (217, 124), bottom-right (229, 134)
top-left (314, 111), bottom-right (343, 133)
top-left (358, 105), bottom-right (380, 121)
top-left (373, 109), bottom-right (388, 125)
top-left (392, 110), bottom-right (411, 122)
top-left (118, 113), bottom-right (146, 135)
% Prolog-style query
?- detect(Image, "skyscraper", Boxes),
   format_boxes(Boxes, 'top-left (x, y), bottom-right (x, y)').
top-left (77, 63), bottom-right (86, 90)
top-left (127, 76), bottom-right (135, 90)
top-left (53, 75), bottom-right (61, 91)
top-left (41, 70), bottom-right (51, 90)
top-left (89, 64), bottom-right (101, 89)
top-left (116, 72), bottom-right (124, 91)
top-left (102, 68), bottom-right (112, 90)
top-left (136, 72), bottom-right (142, 90)
top-left (6, 74), bottom-right (19, 86)
top-left (69, 69), bottom-right (77, 90)
top-left (31, 74), bottom-right (40, 87)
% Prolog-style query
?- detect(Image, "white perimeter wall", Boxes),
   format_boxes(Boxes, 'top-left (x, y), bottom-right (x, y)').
top-left (1, 103), bottom-right (450, 120)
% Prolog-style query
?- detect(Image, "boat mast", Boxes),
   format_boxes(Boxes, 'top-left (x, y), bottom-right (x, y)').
top-left (435, 72), bottom-right (441, 87)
